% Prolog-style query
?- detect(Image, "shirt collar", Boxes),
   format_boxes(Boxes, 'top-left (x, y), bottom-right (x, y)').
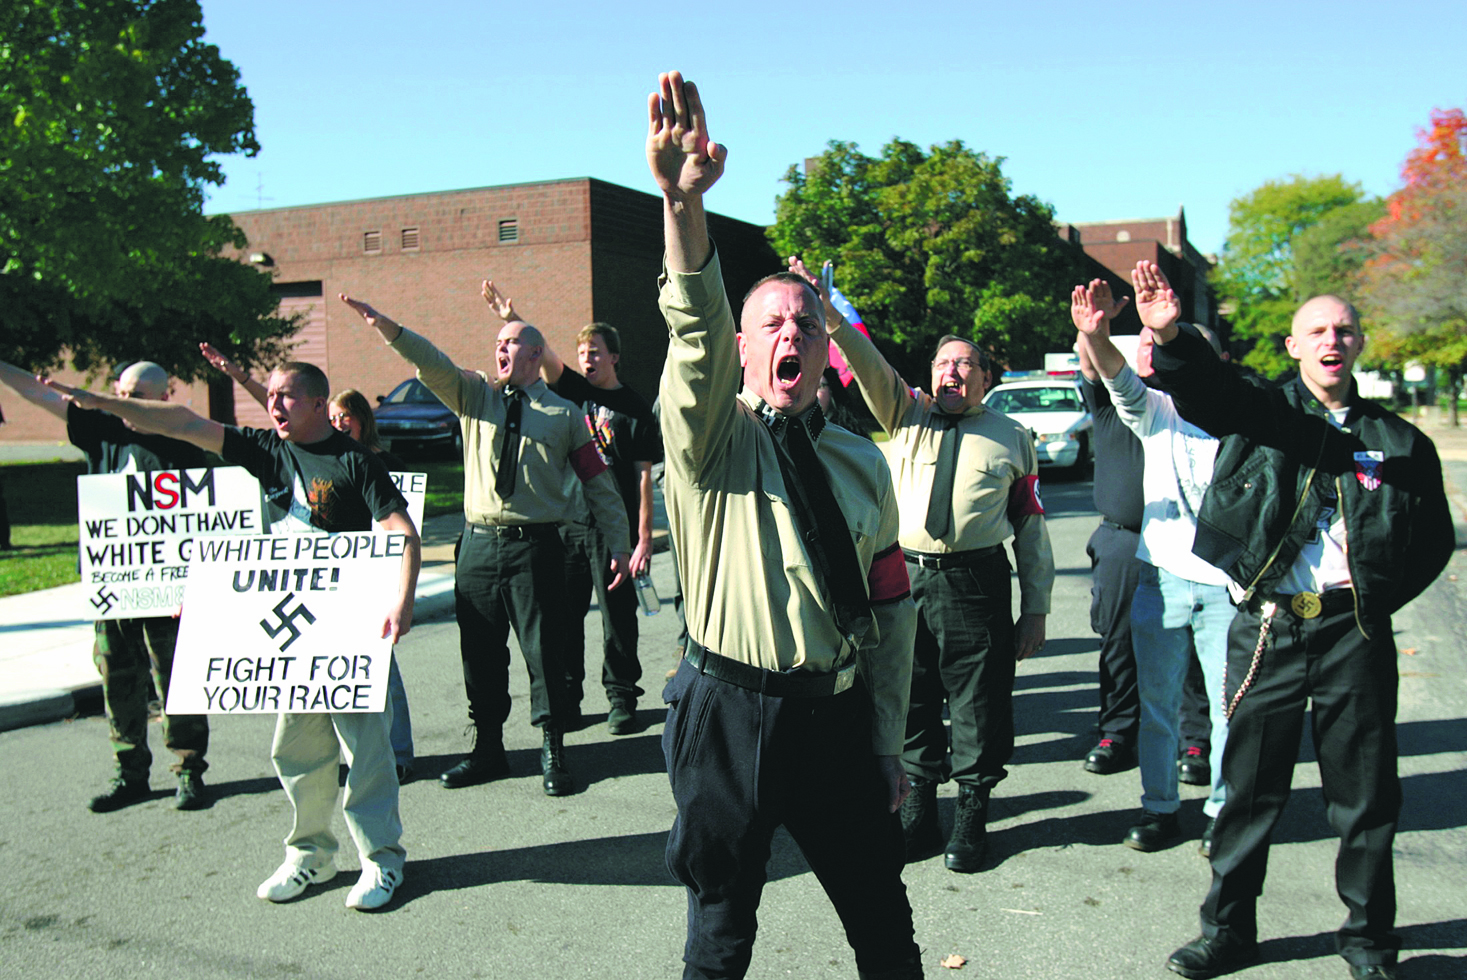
top-left (740, 390), bottom-right (827, 442)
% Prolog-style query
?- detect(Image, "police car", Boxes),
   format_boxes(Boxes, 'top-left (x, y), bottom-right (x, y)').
top-left (982, 372), bottom-right (1093, 473)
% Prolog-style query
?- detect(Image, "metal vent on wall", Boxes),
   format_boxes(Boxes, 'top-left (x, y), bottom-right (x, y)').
top-left (498, 219), bottom-right (518, 243)
top-left (364, 230), bottom-right (382, 253)
top-left (401, 227), bottom-right (419, 250)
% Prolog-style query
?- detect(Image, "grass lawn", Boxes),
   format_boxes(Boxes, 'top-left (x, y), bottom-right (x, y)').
top-left (0, 460), bottom-right (86, 598)
top-left (0, 454), bottom-right (463, 599)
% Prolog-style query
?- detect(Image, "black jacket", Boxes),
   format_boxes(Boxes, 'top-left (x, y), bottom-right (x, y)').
top-left (1151, 324), bottom-right (1452, 637)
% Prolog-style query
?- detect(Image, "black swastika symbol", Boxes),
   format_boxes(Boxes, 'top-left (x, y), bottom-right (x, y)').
top-left (91, 588), bottom-right (119, 614)
top-left (259, 593), bottom-right (317, 652)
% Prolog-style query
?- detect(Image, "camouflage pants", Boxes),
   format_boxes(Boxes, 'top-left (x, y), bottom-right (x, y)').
top-left (93, 617), bottom-right (209, 780)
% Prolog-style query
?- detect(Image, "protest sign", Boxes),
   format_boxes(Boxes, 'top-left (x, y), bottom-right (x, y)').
top-left (77, 467), bottom-right (264, 620)
top-left (166, 531), bottom-right (408, 714)
top-left (389, 471), bottom-right (426, 529)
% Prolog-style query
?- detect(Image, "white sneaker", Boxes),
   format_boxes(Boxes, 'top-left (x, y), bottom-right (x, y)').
top-left (256, 861), bottom-right (336, 902)
top-left (345, 865), bottom-right (402, 911)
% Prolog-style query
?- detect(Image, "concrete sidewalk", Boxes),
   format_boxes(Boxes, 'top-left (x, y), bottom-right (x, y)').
top-left (0, 511), bottom-right (466, 731)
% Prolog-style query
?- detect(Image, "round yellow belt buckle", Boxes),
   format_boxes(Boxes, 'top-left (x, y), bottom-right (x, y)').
top-left (1290, 592), bottom-right (1323, 619)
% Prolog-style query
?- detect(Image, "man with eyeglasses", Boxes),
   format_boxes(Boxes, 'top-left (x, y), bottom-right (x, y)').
top-left (816, 288), bottom-right (1054, 874)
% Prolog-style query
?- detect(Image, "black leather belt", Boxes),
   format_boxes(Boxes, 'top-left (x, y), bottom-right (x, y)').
top-left (683, 639), bottom-right (855, 698)
top-left (1263, 588), bottom-right (1355, 620)
top-left (467, 522), bottom-right (557, 541)
top-left (902, 544), bottom-right (1003, 571)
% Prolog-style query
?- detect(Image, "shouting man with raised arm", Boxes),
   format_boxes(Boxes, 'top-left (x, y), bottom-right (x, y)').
top-left (43, 362), bottom-right (420, 911)
top-left (482, 284), bottom-right (662, 736)
top-left (1, 358), bottom-right (212, 813)
top-left (650, 72), bottom-right (922, 980)
top-left (338, 293), bottom-right (630, 797)
top-left (1130, 262), bottom-right (1453, 980)
top-left (807, 260), bottom-right (1054, 875)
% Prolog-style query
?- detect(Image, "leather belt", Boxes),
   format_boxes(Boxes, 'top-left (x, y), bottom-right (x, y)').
top-left (683, 639), bottom-right (855, 698)
top-left (1265, 588), bottom-right (1355, 620)
top-left (467, 522), bottom-right (557, 541)
top-left (902, 544), bottom-right (1003, 571)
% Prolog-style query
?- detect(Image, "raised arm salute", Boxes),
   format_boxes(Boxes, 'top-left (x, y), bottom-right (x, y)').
top-left (651, 71), bottom-right (922, 980)
top-left (805, 253), bottom-right (1053, 876)
top-left (1141, 260), bottom-right (1453, 980)
top-left (339, 289), bottom-right (628, 797)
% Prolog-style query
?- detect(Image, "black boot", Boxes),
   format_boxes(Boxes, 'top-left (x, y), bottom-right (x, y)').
top-left (541, 726), bottom-right (575, 796)
top-left (944, 785), bottom-right (988, 873)
top-left (857, 950), bottom-right (924, 980)
top-left (899, 777), bottom-right (942, 862)
top-left (440, 728), bottom-right (510, 789)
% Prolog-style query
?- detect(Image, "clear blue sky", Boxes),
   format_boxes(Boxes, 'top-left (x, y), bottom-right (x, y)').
top-left (199, 0), bottom-right (1465, 258)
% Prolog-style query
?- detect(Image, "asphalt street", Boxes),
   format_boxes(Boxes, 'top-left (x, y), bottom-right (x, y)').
top-left (1, 472), bottom-right (1463, 979)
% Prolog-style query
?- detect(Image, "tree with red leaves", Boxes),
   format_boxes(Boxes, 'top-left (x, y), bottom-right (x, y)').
top-left (1360, 108), bottom-right (1467, 424)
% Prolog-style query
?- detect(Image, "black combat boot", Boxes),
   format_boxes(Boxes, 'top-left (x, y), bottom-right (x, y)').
top-left (439, 726), bottom-right (510, 789)
top-left (899, 777), bottom-right (942, 862)
top-left (944, 785), bottom-right (989, 873)
top-left (541, 726), bottom-right (575, 796)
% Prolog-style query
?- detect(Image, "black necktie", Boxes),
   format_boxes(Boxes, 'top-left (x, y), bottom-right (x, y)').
top-left (777, 410), bottom-right (872, 650)
top-left (924, 414), bottom-right (960, 539)
top-left (495, 389), bottom-right (523, 499)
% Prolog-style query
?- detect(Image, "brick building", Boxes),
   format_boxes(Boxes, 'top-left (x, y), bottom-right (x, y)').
top-left (1059, 207), bottom-right (1221, 339)
top-left (1, 177), bottom-right (778, 442)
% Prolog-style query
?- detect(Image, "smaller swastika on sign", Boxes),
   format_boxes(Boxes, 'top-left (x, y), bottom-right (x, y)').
top-left (259, 593), bottom-right (317, 652)
top-left (91, 588), bottom-right (119, 614)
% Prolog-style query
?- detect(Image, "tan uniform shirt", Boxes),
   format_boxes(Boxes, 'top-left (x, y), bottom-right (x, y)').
top-left (389, 328), bottom-right (630, 552)
top-left (658, 251), bottom-right (917, 755)
top-left (829, 320), bottom-right (1055, 615)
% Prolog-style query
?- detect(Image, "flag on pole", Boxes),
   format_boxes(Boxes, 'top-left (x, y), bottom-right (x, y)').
top-left (827, 284), bottom-right (871, 387)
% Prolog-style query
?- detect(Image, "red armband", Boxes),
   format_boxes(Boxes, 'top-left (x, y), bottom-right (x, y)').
top-left (868, 542), bottom-right (911, 604)
top-left (570, 440), bottom-right (609, 482)
top-left (1007, 474), bottom-right (1044, 522)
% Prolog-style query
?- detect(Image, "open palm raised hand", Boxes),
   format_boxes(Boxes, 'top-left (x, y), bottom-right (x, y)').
top-left (646, 71), bottom-right (727, 200)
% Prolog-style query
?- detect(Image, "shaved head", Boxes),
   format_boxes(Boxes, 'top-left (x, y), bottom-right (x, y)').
top-left (1292, 295), bottom-right (1359, 336)
top-left (116, 361), bottom-right (169, 401)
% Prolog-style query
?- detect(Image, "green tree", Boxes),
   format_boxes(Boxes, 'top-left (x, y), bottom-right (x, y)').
top-left (769, 139), bottom-right (1085, 380)
top-left (1213, 174), bottom-right (1368, 377)
top-left (1359, 108), bottom-right (1467, 424)
top-left (1291, 199), bottom-right (1384, 300)
top-left (0, 0), bottom-right (293, 380)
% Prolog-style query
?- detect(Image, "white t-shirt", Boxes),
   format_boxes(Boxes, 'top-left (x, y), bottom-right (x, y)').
top-left (1101, 366), bottom-right (1231, 587)
top-left (1277, 408), bottom-right (1352, 594)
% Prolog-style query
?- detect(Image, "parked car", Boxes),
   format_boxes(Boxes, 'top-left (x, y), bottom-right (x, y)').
top-left (983, 375), bottom-right (1093, 474)
top-left (374, 379), bottom-right (461, 455)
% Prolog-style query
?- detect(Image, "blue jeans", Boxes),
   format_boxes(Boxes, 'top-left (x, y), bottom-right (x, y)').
top-left (1130, 564), bottom-right (1233, 816)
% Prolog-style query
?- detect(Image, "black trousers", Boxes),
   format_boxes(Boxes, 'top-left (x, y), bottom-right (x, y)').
top-left (1202, 604), bottom-right (1401, 967)
top-left (453, 527), bottom-right (570, 731)
top-left (662, 660), bottom-right (918, 980)
top-left (1086, 522), bottom-right (1142, 746)
top-left (903, 550), bottom-right (1015, 790)
top-left (561, 522), bottom-right (643, 706)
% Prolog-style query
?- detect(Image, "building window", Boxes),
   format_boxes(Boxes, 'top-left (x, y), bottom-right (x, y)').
top-left (401, 227), bottom-right (420, 251)
top-left (363, 230), bottom-right (382, 253)
top-left (498, 219), bottom-right (519, 243)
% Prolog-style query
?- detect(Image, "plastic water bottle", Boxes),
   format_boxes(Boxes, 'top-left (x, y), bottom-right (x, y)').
top-left (634, 573), bottom-right (661, 616)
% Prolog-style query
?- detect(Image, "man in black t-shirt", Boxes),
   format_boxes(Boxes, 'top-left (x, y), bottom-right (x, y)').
top-left (1, 358), bottom-right (212, 813)
top-left (45, 361), bottom-right (421, 913)
top-left (485, 284), bottom-right (662, 734)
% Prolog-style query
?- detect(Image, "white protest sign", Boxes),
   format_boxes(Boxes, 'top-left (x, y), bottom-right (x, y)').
top-left (389, 471), bottom-right (426, 530)
top-left (77, 467), bottom-right (265, 620)
top-left (166, 531), bottom-right (408, 714)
